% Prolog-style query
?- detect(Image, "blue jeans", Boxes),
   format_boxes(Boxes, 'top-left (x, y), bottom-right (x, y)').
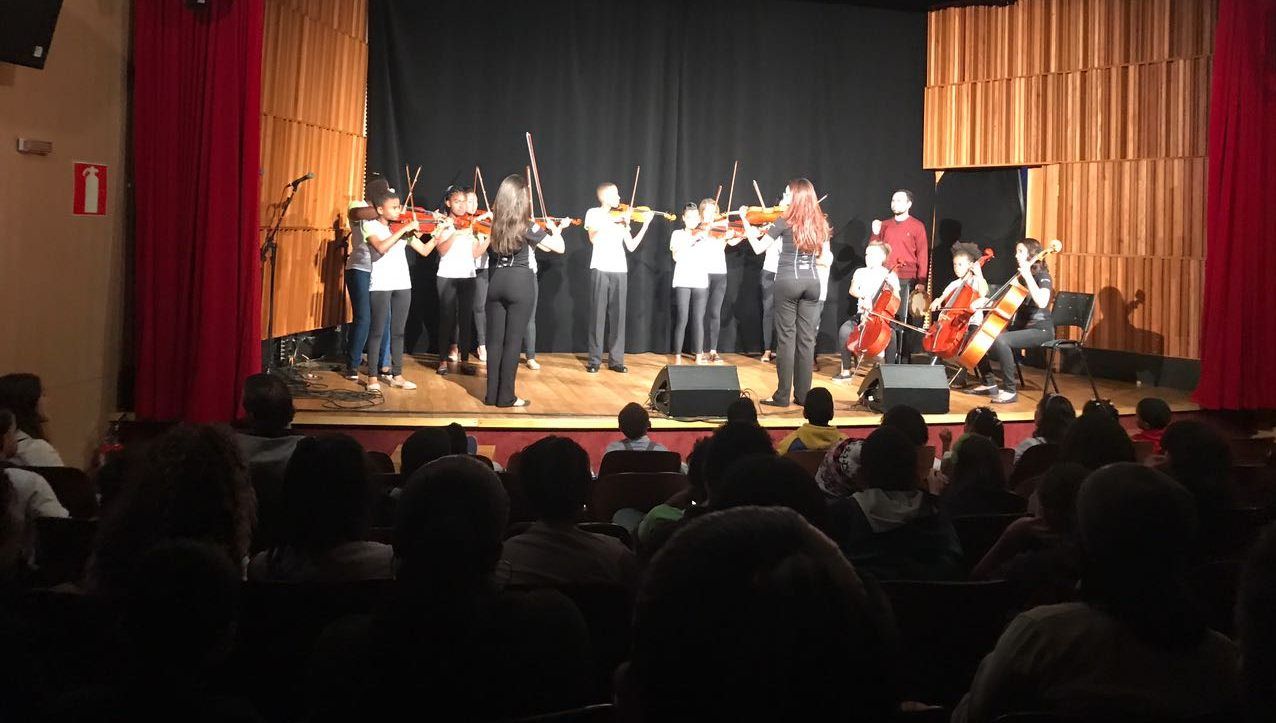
top-left (345, 268), bottom-right (391, 371)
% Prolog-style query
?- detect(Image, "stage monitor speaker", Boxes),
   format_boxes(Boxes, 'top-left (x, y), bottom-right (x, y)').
top-left (0, 0), bottom-right (64, 70)
top-left (649, 365), bottom-right (741, 418)
top-left (857, 364), bottom-right (950, 414)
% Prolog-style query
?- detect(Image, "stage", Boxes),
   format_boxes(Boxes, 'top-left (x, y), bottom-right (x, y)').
top-left (292, 352), bottom-right (1198, 432)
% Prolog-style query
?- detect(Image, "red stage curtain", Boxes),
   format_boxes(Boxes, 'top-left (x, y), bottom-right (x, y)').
top-left (131, 1), bottom-right (264, 421)
top-left (1196, 0), bottom-right (1276, 410)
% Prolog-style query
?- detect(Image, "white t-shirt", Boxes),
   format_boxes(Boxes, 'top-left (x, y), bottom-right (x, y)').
top-left (704, 237), bottom-right (728, 275)
top-left (670, 229), bottom-right (709, 289)
top-left (762, 237), bottom-right (780, 274)
top-left (365, 219), bottom-right (411, 292)
top-left (11, 431), bottom-right (65, 467)
top-left (437, 229), bottom-right (477, 279)
top-left (4, 467), bottom-right (70, 564)
top-left (851, 266), bottom-right (900, 314)
top-left (584, 207), bottom-right (628, 273)
top-left (345, 201), bottom-right (372, 272)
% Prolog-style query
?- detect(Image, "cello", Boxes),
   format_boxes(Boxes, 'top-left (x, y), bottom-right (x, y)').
top-left (846, 266), bottom-right (903, 360)
top-left (921, 247), bottom-right (994, 358)
top-left (956, 239), bottom-right (1062, 372)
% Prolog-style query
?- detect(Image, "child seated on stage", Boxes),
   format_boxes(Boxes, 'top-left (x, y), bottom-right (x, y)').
top-left (777, 388), bottom-right (845, 454)
top-left (835, 241), bottom-right (899, 380)
top-left (930, 241), bottom-right (989, 383)
top-left (1132, 397), bottom-right (1172, 453)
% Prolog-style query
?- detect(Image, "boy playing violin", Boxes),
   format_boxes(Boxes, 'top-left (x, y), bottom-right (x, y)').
top-left (834, 240), bottom-right (900, 380)
top-left (583, 181), bottom-right (654, 373)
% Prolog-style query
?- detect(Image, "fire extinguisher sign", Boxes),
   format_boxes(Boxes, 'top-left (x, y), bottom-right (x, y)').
top-left (73, 162), bottom-right (108, 216)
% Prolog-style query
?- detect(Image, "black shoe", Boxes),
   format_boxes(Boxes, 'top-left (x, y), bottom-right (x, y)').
top-left (458, 363), bottom-right (478, 376)
top-left (587, 364), bottom-right (600, 374)
top-left (609, 365), bottom-right (628, 374)
top-left (341, 366), bottom-right (359, 381)
top-left (759, 398), bottom-right (790, 408)
top-left (436, 363), bottom-right (450, 376)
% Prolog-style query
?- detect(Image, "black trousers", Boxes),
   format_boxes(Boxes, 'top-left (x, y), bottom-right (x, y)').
top-left (705, 273), bottom-right (728, 351)
top-left (472, 270), bottom-right (489, 347)
top-left (589, 270), bottom-right (627, 367)
top-left (484, 267), bottom-right (535, 406)
top-left (368, 289), bottom-right (411, 376)
top-left (837, 313), bottom-right (898, 369)
top-left (894, 278), bottom-right (919, 364)
top-left (673, 286), bottom-right (708, 355)
top-left (761, 270), bottom-right (776, 351)
top-left (523, 277), bottom-right (539, 359)
top-left (772, 274), bottom-right (822, 405)
top-left (976, 319), bottom-right (1054, 394)
top-left (437, 277), bottom-right (476, 362)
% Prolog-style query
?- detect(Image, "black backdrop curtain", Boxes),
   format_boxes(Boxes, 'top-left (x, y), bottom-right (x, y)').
top-left (367, 0), bottom-right (934, 356)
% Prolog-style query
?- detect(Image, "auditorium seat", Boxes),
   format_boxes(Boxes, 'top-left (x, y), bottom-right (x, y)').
top-left (509, 583), bottom-right (632, 704)
top-left (20, 466), bottom-right (97, 519)
top-left (783, 449), bottom-right (825, 477)
top-left (588, 472), bottom-right (687, 523)
top-left (951, 513), bottom-right (1026, 571)
top-left (1227, 436), bottom-right (1273, 466)
top-left (597, 450), bottom-right (681, 478)
top-left (1228, 463), bottom-right (1276, 509)
top-left (880, 579), bottom-right (1021, 707)
top-left (32, 516), bottom-right (98, 587)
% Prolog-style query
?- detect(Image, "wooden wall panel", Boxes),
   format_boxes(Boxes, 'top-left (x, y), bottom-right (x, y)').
top-left (259, 0), bottom-right (369, 339)
top-left (926, 0), bottom-right (1214, 360)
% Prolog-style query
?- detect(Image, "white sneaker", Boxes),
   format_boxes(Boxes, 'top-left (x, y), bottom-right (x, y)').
top-left (967, 383), bottom-right (998, 396)
top-left (990, 390), bottom-right (1018, 404)
top-left (365, 380), bottom-right (381, 392)
top-left (477, 345), bottom-right (487, 363)
top-left (526, 358), bottom-right (541, 370)
top-left (387, 375), bottom-right (417, 390)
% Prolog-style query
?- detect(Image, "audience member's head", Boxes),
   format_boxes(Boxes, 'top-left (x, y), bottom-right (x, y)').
top-left (1239, 523), bottom-right (1276, 721)
top-left (726, 398), bottom-right (758, 425)
top-left (393, 456), bottom-right (508, 590)
top-left (1159, 420), bottom-right (1232, 518)
top-left (626, 506), bottom-right (896, 721)
top-left (715, 454), bottom-right (830, 532)
top-left (518, 436), bottom-right (590, 524)
top-left (950, 433), bottom-right (1008, 493)
top-left (240, 373), bottom-right (295, 436)
top-left (1034, 393), bottom-right (1076, 444)
top-left (803, 388), bottom-right (834, 427)
top-left (1060, 410), bottom-right (1135, 470)
top-left (685, 436), bottom-right (712, 503)
top-left (1082, 398), bottom-right (1119, 420)
top-left (816, 437), bottom-right (863, 498)
top-left (123, 540), bottom-right (240, 677)
top-left (704, 423), bottom-right (776, 500)
top-left (618, 402), bottom-right (651, 441)
top-left (90, 424), bottom-right (256, 597)
top-left (277, 434), bottom-right (373, 556)
top-left (1077, 463), bottom-right (1204, 650)
top-left (400, 428), bottom-right (454, 479)
top-left (444, 423), bottom-right (468, 454)
top-left (0, 409), bottom-right (16, 460)
top-left (860, 426), bottom-right (919, 492)
top-left (1136, 397), bottom-right (1172, 431)
top-left (881, 404), bottom-right (928, 447)
top-left (1035, 462), bottom-right (1088, 534)
top-left (964, 406), bottom-right (1005, 447)
top-left (0, 373), bottom-right (47, 440)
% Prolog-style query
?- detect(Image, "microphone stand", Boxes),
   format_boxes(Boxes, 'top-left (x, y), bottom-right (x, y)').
top-left (261, 182), bottom-right (300, 371)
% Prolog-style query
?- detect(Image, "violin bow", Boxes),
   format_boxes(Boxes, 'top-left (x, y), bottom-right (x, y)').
top-left (475, 165), bottom-right (492, 213)
top-left (726, 160), bottom-right (738, 213)
top-left (714, 185), bottom-right (722, 206)
top-left (525, 165), bottom-right (537, 219)
top-left (403, 164), bottom-right (422, 223)
top-left (525, 132), bottom-right (553, 219)
top-left (752, 179), bottom-right (766, 207)
top-left (628, 165), bottom-right (641, 213)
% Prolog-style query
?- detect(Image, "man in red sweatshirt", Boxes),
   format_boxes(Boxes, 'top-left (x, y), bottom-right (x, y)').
top-left (871, 189), bottom-right (928, 363)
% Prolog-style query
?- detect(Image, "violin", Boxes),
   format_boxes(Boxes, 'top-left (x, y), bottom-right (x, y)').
top-left (696, 220), bottom-right (742, 240)
top-left (388, 206), bottom-right (446, 236)
top-left (921, 248), bottom-right (994, 358)
top-left (532, 216), bottom-right (581, 230)
top-left (611, 203), bottom-right (676, 224)
top-left (451, 210), bottom-right (492, 231)
top-left (725, 205), bottom-right (785, 226)
top-left (846, 271), bottom-right (902, 360)
top-left (956, 240), bottom-right (1063, 372)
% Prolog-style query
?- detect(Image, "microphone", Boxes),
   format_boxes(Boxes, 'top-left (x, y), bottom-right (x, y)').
top-left (287, 172), bottom-right (315, 189)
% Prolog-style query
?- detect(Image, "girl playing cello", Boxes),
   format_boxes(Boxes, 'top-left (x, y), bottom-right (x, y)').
top-left (834, 240), bottom-right (899, 381)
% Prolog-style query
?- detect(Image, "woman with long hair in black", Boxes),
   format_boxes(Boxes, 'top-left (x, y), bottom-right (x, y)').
top-left (483, 175), bottom-right (567, 408)
top-left (740, 179), bottom-right (832, 407)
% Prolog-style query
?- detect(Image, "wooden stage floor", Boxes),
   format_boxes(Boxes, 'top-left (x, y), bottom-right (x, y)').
top-left (292, 352), bottom-right (1198, 431)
